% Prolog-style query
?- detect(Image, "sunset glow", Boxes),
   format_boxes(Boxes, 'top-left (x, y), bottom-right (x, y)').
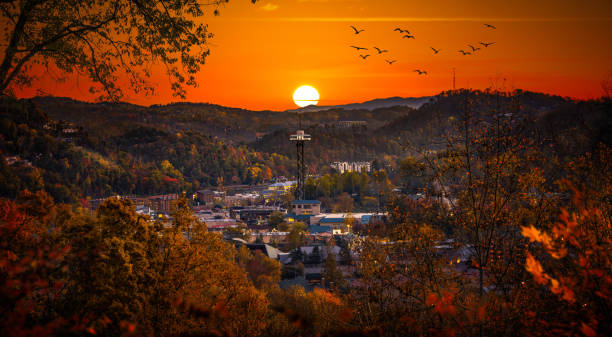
top-left (11, 1), bottom-right (612, 110)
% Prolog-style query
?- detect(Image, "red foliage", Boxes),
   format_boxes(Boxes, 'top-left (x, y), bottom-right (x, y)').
top-left (0, 198), bottom-right (75, 337)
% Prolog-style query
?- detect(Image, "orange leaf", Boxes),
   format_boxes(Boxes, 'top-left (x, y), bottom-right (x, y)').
top-left (580, 322), bottom-right (596, 337)
top-left (525, 253), bottom-right (548, 285)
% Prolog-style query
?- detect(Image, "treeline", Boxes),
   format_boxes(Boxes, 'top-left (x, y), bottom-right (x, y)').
top-left (32, 97), bottom-right (414, 143)
top-left (303, 170), bottom-right (394, 212)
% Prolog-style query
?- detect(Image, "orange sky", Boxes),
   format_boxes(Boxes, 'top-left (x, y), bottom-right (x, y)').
top-left (15, 0), bottom-right (612, 111)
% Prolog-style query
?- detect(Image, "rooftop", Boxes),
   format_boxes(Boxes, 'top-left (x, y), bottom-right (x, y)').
top-left (307, 225), bottom-right (332, 234)
top-left (292, 200), bottom-right (321, 205)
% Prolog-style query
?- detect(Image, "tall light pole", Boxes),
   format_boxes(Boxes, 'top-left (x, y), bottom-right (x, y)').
top-left (290, 113), bottom-right (311, 200)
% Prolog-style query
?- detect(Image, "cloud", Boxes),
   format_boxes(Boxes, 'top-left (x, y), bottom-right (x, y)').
top-left (261, 3), bottom-right (279, 11)
top-left (240, 16), bottom-right (611, 22)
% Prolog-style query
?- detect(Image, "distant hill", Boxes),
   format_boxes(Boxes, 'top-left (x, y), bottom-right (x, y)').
top-left (30, 96), bottom-right (417, 142)
top-left (2, 89), bottom-right (609, 202)
top-left (287, 96), bottom-right (433, 113)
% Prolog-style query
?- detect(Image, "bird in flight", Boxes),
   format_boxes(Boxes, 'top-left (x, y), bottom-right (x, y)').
top-left (373, 47), bottom-right (388, 54)
top-left (467, 44), bottom-right (481, 52)
top-left (359, 54), bottom-right (370, 59)
top-left (350, 26), bottom-right (365, 34)
top-left (385, 59), bottom-right (397, 65)
top-left (484, 24), bottom-right (496, 29)
top-left (394, 28), bottom-right (410, 34)
top-left (350, 46), bottom-right (368, 51)
top-left (414, 69), bottom-right (427, 75)
top-left (480, 41), bottom-right (495, 48)
top-left (403, 34), bottom-right (415, 39)
top-left (458, 50), bottom-right (472, 55)
top-left (430, 47), bottom-right (441, 54)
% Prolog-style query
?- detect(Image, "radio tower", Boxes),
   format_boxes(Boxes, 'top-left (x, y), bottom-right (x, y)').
top-left (290, 113), bottom-right (311, 200)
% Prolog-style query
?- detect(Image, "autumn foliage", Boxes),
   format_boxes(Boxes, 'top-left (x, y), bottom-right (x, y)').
top-left (1, 94), bottom-right (611, 336)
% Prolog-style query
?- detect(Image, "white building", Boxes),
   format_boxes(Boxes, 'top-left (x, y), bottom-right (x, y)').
top-left (330, 161), bottom-right (371, 174)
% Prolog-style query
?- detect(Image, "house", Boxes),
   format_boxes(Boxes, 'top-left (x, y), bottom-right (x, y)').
top-left (230, 239), bottom-right (290, 262)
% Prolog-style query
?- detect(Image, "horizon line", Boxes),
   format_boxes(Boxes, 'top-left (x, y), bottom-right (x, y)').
top-left (20, 88), bottom-right (598, 112)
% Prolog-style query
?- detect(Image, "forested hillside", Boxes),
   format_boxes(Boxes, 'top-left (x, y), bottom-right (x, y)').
top-left (2, 90), bottom-right (610, 203)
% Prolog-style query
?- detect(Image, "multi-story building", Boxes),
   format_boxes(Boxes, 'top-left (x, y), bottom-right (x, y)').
top-left (147, 194), bottom-right (179, 214)
top-left (330, 161), bottom-right (372, 174)
top-left (291, 200), bottom-right (321, 216)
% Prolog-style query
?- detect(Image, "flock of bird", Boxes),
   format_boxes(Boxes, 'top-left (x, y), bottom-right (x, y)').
top-left (348, 23), bottom-right (497, 76)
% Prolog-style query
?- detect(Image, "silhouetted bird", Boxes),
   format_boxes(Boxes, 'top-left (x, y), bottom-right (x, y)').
top-left (458, 50), bottom-right (471, 55)
top-left (373, 47), bottom-right (388, 54)
top-left (385, 59), bottom-right (397, 65)
top-left (350, 26), bottom-right (365, 34)
top-left (394, 28), bottom-right (410, 34)
top-left (468, 44), bottom-right (481, 52)
top-left (359, 54), bottom-right (370, 59)
top-left (414, 69), bottom-right (427, 75)
top-left (484, 24), bottom-right (496, 29)
top-left (431, 47), bottom-right (441, 54)
top-left (480, 41), bottom-right (495, 48)
top-left (350, 46), bottom-right (368, 51)
top-left (403, 35), bottom-right (415, 39)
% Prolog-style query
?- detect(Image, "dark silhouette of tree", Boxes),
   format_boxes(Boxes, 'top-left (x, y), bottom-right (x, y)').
top-left (0, 0), bottom-right (259, 100)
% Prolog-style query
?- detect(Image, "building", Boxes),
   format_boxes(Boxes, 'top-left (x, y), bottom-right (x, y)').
top-left (224, 193), bottom-right (261, 207)
top-left (230, 206), bottom-right (284, 222)
top-left (334, 120), bottom-right (367, 129)
top-left (204, 219), bottom-right (240, 232)
top-left (195, 190), bottom-right (225, 204)
top-left (330, 161), bottom-right (371, 174)
top-left (267, 180), bottom-right (296, 192)
top-left (147, 194), bottom-right (179, 214)
top-left (291, 200), bottom-right (321, 215)
top-left (230, 238), bottom-right (291, 263)
top-left (310, 213), bottom-right (377, 234)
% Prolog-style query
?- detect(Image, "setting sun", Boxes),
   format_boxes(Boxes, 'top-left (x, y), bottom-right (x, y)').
top-left (293, 85), bottom-right (319, 108)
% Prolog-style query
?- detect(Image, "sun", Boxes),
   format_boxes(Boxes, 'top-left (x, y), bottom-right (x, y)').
top-left (293, 85), bottom-right (319, 107)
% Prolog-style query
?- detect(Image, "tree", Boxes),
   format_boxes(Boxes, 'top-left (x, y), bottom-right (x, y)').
top-left (286, 222), bottom-right (307, 250)
top-left (245, 250), bottom-right (281, 289)
top-left (322, 249), bottom-right (345, 290)
top-left (0, 0), bottom-right (259, 100)
top-left (59, 196), bottom-right (154, 336)
top-left (333, 192), bottom-right (354, 212)
top-left (267, 211), bottom-right (284, 229)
